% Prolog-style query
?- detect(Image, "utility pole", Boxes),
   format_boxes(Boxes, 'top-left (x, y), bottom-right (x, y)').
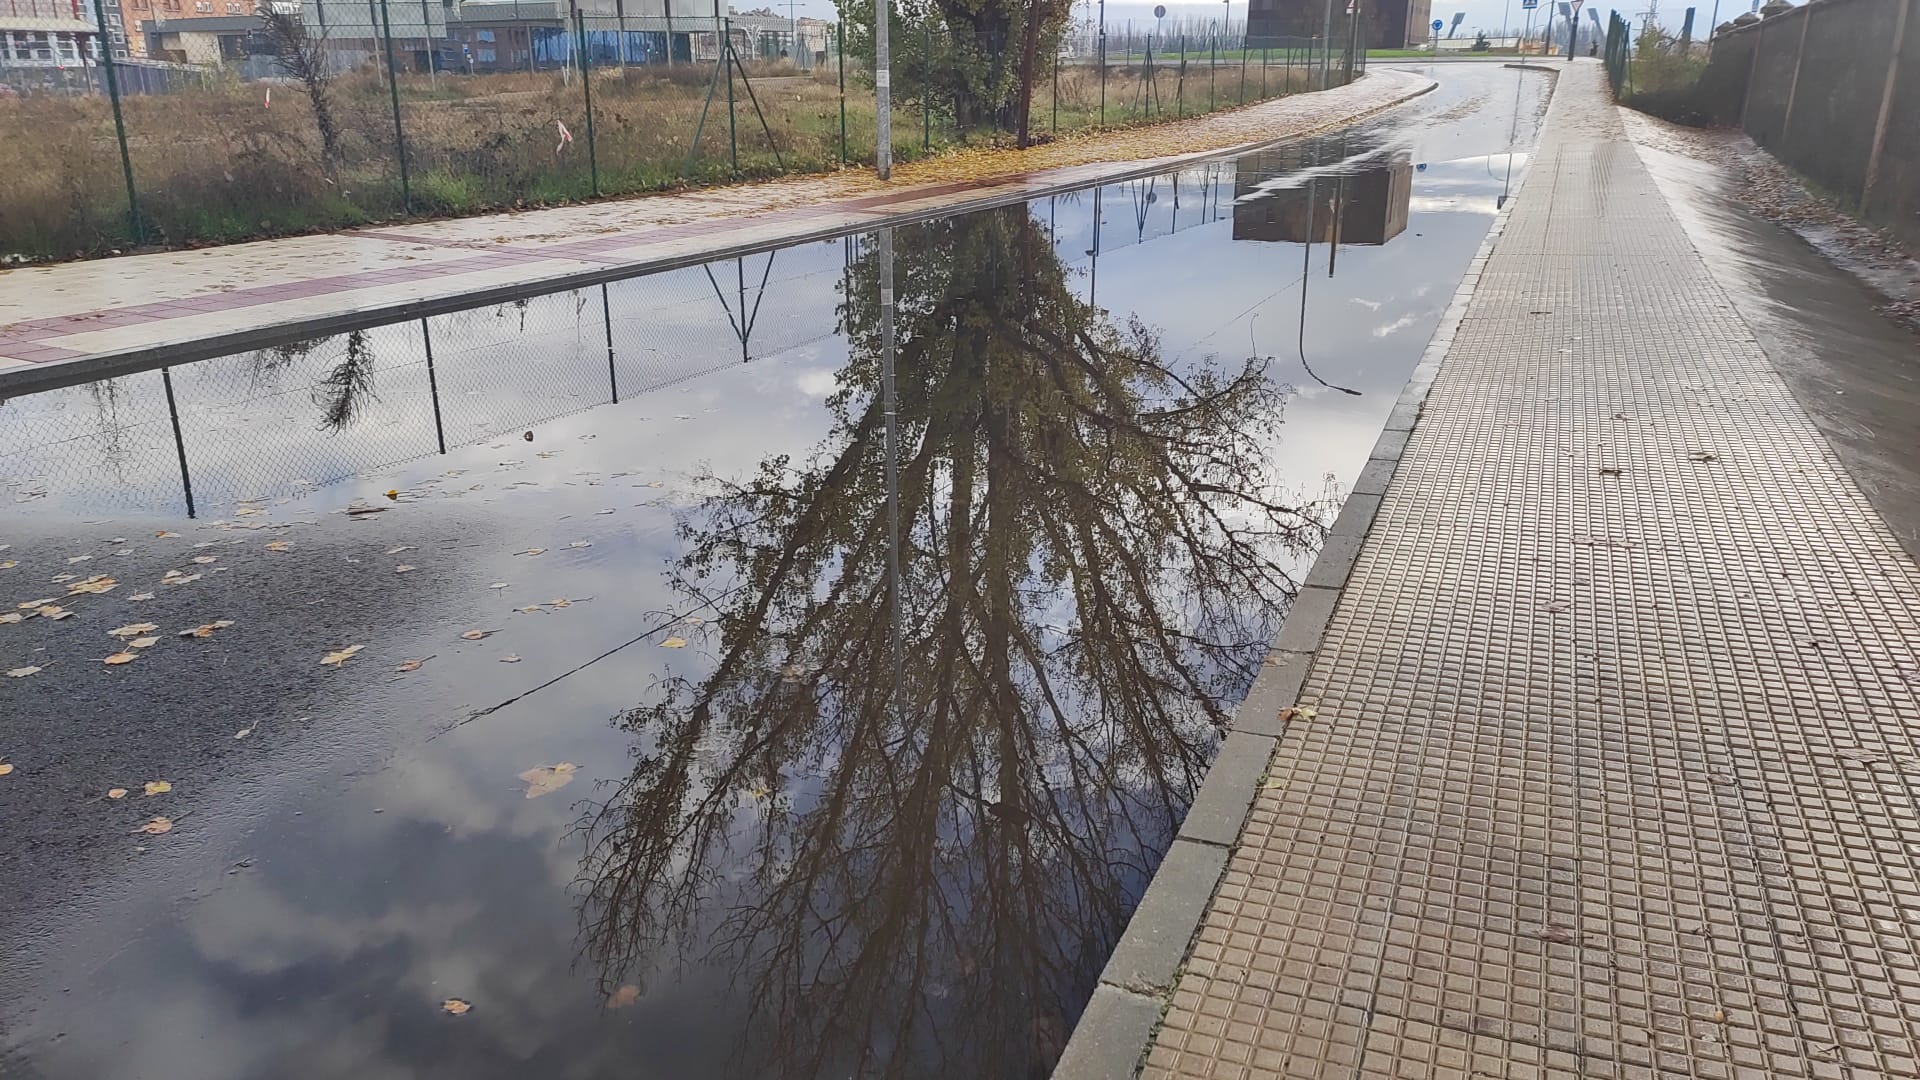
top-left (876, 0), bottom-right (891, 177)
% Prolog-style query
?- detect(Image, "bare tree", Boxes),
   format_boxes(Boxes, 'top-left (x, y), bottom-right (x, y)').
top-left (259, 7), bottom-right (344, 176)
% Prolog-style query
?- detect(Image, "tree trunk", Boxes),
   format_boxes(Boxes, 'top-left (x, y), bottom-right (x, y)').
top-left (1015, 0), bottom-right (1040, 146)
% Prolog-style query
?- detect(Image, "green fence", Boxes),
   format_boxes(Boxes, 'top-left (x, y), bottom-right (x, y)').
top-left (0, 10), bottom-right (1356, 261)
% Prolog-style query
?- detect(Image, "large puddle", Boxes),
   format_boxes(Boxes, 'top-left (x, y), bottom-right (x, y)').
top-left (0, 64), bottom-right (1548, 1080)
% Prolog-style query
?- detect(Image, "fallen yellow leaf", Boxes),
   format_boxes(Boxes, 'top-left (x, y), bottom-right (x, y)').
top-left (384, 489), bottom-right (400, 500)
top-left (135, 816), bottom-right (173, 835)
top-left (191, 555), bottom-right (217, 565)
top-left (109, 622), bottom-right (159, 638)
top-left (660, 636), bottom-right (688, 649)
top-left (6, 666), bottom-right (41, 678)
top-left (155, 531), bottom-right (180, 538)
top-left (0, 613), bottom-right (20, 624)
top-left (460, 629), bottom-right (496, 640)
top-left (103, 651), bottom-right (139, 666)
top-left (67, 575), bottom-right (117, 595)
top-left (396, 657), bottom-right (427, 673)
top-left (518, 762), bottom-right (578, 798)
top-left (321, 644), bottom-right (365, 666)
top-left (607, 984), bottom-right (641, 1008)
top-left (0, 560), bottom-right (15, 569)
top-left (514, 548), bottom-right (546, 557)
top-left (128, 592), bottom-right (155, 602)
top-left (0, 763), bottom-right (13, 777)
top-left (499, 654), bottom-right (522, 663)
top-left (129, 637), bottom-right (160, 648)
top-left (394, 564), bottom-right (416, 574)
top-left (264, 541), bottom-right (291, 553)
top-left (442, 998), bottom-right (472, 1015)
top-left (107, 787), bottom-right (127, 799)
top-left (16, 598), bottom-right (55, 608)
top-left (144, 780), bottom-right (172, 796)
top-left (1278, 706), bottom-right (1319, 724)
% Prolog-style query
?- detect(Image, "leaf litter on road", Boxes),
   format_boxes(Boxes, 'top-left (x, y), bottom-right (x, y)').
top-left (109, 623), bottom-right (159, 638)
top-left (460, 629), bottom-right (500, 640)
top-left (442, 998), bottom-right (473, 1016)
top-left (395, 656), bottom-right (432, 673)
top-left (144, 780), bottom-right (171, 795)
top-left (178, 620), bottom-right (236, 639)
top-left (6, 666), bottom-right (41, 678)
top-left (265, 541), bottom-right (291, 553)
top-left (103, 652), bottom-right (140, 666)
top-left (107, 787), bottom-right (127, 799)
top-left (135, 817), bottom-right (173, 835)
top-left (320, 644), bottom-right (365, 666)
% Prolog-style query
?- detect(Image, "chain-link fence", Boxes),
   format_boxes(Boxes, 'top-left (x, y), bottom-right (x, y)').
top-left (0, 5), bottom-right (1363, 261)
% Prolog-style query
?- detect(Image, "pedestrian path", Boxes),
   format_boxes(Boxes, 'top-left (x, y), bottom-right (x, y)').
top-left (1103, 60), bottom-right (1920, 1080)
top-left (0, 68), bottom-right (1434, 397)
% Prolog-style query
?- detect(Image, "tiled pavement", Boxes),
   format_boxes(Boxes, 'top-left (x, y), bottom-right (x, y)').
top-left (1133, 61), bottom-right (1920, 1079)
top-left (0, 68), bottom-right (1435, 396)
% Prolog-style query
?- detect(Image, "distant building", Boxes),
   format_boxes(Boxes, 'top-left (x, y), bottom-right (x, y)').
top-left (0, 0), bottom-right (100, 68)
top-left (1245, 0), bottom-right (1432, 49)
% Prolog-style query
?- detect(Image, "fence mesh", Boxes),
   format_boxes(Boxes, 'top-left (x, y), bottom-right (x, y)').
top-left (1, 5), bottom-right (1362, 260)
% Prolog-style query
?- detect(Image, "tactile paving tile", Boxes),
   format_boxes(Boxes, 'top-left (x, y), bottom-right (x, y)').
top-left (1141, 62), bottom-right (1920, 1080)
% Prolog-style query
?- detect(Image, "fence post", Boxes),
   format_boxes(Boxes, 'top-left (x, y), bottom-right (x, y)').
top-left (1209, 31), bottom-right (1216, 111)
top-left (1862, 0), bottom-right (1911, 212)
top-left (837, 23), bottom-right (847, 165)
top-left (1777, 6), bottom-right (1812, 145)
top-left (923, 21), bottom-right (931, 150)
top-left (725, 18), bottom-right (738, 172)
top-left (1177, 33), bottom-right (1186, 115)
top-left (1052, 50), bottom-right (1058, 131)
top-left (1260, 43), bottom-right (1267, 96)
top-left (576, 8), bottom-right (600, 195)
top-left (377, 0), bottom-right (412, 214)
top-left (1239, 31), bottom-right (1248, 102)
top-left (89, 0), bottom-right (142, 244)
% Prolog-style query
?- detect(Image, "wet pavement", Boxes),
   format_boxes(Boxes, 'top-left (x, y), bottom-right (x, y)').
top-left (0, 64), bottom-right (1550, 1080)
top-left (1634, 139), bottom-right (1920, 560)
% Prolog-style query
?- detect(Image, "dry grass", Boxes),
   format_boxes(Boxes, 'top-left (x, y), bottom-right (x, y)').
top-left (0, 57), bottom-right (1319, 261)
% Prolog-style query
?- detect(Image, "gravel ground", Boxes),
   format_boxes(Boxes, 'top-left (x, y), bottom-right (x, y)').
top-left (1621, 109), bottom-right (1920, 334)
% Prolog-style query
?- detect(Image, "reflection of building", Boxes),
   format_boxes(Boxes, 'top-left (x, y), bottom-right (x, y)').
top-left (1231, 149), bottom-right (1413, 246)
top-left (1244, 0), bottom-right (1430, 47)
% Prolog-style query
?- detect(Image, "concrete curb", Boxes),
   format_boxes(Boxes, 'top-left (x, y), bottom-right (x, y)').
top-left (0, 73), bottom-right (1438, 401)
top-left (1047, 62), bottom-right (1559, 1080)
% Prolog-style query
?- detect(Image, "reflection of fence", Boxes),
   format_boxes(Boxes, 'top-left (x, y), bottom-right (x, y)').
top-left (0, 235), bottom-right (854, 516)
top-left (0, 9), bottom-right (1355, 260)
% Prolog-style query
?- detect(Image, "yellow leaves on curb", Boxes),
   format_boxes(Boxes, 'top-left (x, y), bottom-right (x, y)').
top-left (518, 762), bottom-right (578, 799)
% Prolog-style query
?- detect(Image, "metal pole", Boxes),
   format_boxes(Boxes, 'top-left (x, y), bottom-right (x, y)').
top-left (878, 224), bottom-right (902, 727)
top-left (1177, 32), bottom-right (1185, 115)
top-left (1098, 0), bottom-right (1107, 125)
top-left (875, 0), bottom-right (892, 177)
top-left (601, 284), bottom-right (618, 402)
top-left (89, 0), bottom-right (140, 244)
top-left (922, 21), bottom-right (930, 150)
top-left (837, 23), bottom-right (847, 164)
top-left (1209, 28), bottom-right (1215, 111)
top-left (378, 0), bottom-right (412, 214)
top-left (576, 8), bottom-right (599, 194)
top-left (725, 18), bottom-right (737, 171)
top-left (421, 319), bottom-right (447, 453)
top-left (1238, 29), bottom-right (1247, 101)
top-left (1052, 47), bottom-right (1058, 131)
top-left (421, 0), bottom-right (435, 88)
top-left (161, 368), bottom-right (195, 519)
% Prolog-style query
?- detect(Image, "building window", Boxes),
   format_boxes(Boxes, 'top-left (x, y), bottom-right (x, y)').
top-left (194, 1), bottom-right (211, 12)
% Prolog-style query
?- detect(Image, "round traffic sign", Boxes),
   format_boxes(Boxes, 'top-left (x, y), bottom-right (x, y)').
top-left (1154, 4), bottom-right (1167, 16)
top-left (1432, 18), bottom-right (1444, 28)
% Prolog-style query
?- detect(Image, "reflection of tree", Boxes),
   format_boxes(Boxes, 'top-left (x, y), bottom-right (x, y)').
top-left (576, 208), bottom-right (1328, 1079)
top-left (311, 330), bottom-right (376, 432)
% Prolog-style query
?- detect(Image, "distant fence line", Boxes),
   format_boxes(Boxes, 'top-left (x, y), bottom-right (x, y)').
top-left (0, 8), bottom-right (1362, 261)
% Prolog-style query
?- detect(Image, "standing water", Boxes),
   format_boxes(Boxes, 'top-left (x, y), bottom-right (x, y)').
top-left (0, 65), bottom-right (1547, 1080)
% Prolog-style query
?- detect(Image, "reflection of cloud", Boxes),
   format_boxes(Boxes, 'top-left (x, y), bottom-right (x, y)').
top-left (793, 368), bottom-right (838, 399)
top-left (1372, 313), bottom-right (1423, 338)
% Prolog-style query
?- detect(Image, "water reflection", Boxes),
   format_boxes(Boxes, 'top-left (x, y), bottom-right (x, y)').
top-left (575, 208), bottom-right (1325, 1078)
top-left (1233, 148), bottom-right (1415, 247)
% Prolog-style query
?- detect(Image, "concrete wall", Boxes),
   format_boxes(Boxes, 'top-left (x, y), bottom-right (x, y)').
top-left (1704, 0), bottom-right (1918, 248)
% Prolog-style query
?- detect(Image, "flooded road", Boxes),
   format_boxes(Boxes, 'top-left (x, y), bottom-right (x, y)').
top-left (0, 64), bottom-right (1549, 1080)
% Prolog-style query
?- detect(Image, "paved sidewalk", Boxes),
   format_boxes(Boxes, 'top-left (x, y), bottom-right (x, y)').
top-left (0, 69), bottom-right (1432, 397)
top-left (1111, 60), bottom-right (1920, 1079)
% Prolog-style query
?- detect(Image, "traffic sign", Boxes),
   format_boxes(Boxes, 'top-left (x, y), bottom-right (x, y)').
top-left (1521, 0), bottom-right (1537, 8)
top-left (1432, 18), bottom-right (1444, 29)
